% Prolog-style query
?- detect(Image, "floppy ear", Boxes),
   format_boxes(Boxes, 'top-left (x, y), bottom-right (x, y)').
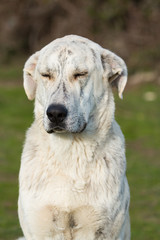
top-left (23, 51), bottom-right (39, 100)
top-left (101, 49), bottom-right (127, 99)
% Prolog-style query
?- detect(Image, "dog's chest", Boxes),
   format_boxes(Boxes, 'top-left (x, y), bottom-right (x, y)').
top-left (21, 134), bottom-right (110, 202)
top-left (20, 150), bottom-right (110, 239)
top-left (21, 148), bottom-right (109, 207)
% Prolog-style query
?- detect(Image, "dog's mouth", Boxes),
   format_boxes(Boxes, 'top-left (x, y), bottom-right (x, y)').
top-left (79, 123), bottom-right (87, 133)
top-left (47, 126), bottom-right (66, 134)
top-left (46, 123), bottom-right (87, 134)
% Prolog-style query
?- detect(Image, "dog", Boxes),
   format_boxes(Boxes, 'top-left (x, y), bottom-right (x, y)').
top-left (18, 35), bottom-right (130, 240)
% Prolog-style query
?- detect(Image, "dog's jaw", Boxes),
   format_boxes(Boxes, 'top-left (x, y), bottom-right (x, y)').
top-left (46, 122), bottom-right (87, 134)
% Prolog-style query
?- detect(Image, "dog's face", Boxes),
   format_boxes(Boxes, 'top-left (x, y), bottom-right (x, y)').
top-left (23, 35), bottom-right (127, 134)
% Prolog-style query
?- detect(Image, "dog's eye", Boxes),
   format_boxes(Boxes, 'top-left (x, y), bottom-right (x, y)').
top-left (74, 72), bottom-right (88, 80)
top-left (41, 73), bottom-right (51, 79)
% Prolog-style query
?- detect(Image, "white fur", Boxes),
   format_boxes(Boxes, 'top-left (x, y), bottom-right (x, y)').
top-left (18, 35), bottom-right (130, 240)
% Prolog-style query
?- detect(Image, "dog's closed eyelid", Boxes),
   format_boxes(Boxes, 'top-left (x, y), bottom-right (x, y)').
top-left (73, 71), bottom-right (88, 79)
top-left (42, 73), bottom-right (50, 77)
top-left (40, 73), bottom-right (53, 80)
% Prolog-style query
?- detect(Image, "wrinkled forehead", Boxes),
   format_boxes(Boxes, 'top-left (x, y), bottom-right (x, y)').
top-left (38, 40), bottom-right (99, 72)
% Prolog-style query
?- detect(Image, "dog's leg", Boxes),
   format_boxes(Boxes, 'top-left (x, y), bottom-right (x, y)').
top-left (122, 213), bottom-right (130, 240)
top-left (116, 212), bottom-right (130, 240)
top-left (18, 199), bottom-right (33, 240)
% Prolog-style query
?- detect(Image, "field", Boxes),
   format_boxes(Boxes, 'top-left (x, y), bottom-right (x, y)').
top-left (0, 66), bottom-right (160, 239)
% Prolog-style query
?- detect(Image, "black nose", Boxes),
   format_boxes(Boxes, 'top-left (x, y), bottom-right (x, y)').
top-left (46, 104), bottom-right (68, 123)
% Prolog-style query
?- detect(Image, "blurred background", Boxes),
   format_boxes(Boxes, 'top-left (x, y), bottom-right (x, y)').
top-left (0, 0), bottom-right (160, 239)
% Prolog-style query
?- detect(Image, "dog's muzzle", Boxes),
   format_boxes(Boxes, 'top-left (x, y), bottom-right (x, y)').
top-left (46, 104), bottom-right (68, 133)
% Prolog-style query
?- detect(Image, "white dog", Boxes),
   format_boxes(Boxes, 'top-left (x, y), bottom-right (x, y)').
top-left (18, 35), bottom-right (130, 240)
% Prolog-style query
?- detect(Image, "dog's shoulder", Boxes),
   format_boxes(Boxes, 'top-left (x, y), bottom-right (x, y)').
top-left (25, 121), bottom-right (47, 144)
top-left (102, 120), bottom-right (126, 168)
top-left (112, 120), bottom-right (125, 142)
top-left (21, 121), bottom-right (46, 160)
top-left (106, 120), bottom-right (125, 149)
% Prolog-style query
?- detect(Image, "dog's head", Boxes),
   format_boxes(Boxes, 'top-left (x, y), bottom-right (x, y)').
top-left (23, 35), bottom-right (127, 134)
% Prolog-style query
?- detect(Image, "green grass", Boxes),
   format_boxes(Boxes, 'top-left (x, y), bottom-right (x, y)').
top-left (0, 74), bottom-right (33, 239)
top-left (0, 74), bottom-right (160, 239)
top-left (115, 83), bottom-right (160, 239)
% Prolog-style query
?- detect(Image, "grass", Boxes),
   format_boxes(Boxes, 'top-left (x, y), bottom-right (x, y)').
top-left (0, 74), bottom-right (33, 239)
top-left (0, 69), bottom-right (160, 239)
top-left (115, 83), bottom-right (160, 239)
